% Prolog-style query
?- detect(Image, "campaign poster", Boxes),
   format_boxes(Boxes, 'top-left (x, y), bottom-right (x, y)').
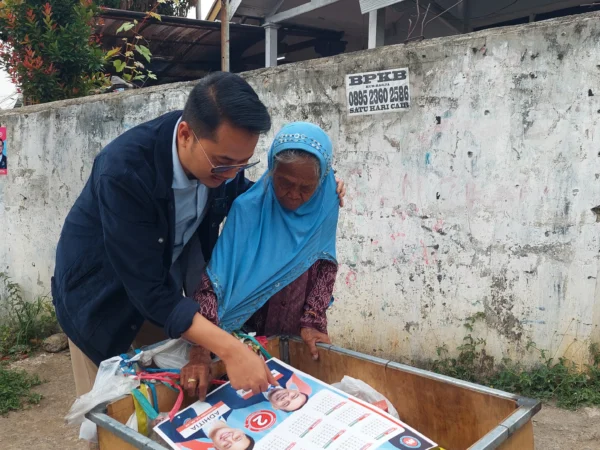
top-left (0, 127), bottom-right (6, 175)
top-left (154, 358), bottom-right (439, 450)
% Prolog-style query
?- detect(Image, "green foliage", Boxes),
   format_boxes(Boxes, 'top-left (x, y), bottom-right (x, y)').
top-left (0, 363), bottom-right (42, 415)
top-left (105, 5), bottom-right (160, 84)
top-left (430, 312), bottom-right (492, 383)
top-left (0, 0), bottom-right (109, 104)
top-left (0, 272), bottom-right (59, 357)
top-left (429, 313), bottom-right (600, 410)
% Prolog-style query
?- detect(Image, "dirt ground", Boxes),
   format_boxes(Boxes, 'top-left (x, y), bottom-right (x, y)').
top-left (0, 352), bottom-right (599, 450)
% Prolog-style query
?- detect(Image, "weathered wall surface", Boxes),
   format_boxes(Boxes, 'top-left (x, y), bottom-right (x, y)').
top-left (1, 13), bottom-right (600, 366)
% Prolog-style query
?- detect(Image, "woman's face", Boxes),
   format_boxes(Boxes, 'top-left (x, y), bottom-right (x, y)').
top-left (273, 159), bottom-right (319, 211)
top-left (212, 426), bottom-right (251, 450)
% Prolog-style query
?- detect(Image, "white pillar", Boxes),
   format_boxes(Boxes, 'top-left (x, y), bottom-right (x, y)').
top-left (368, 9), bottom-right (385, 49)
top-left (196, 0), bottom-right (202, 19)
top-left (264, 23), bottom-right (279, 68)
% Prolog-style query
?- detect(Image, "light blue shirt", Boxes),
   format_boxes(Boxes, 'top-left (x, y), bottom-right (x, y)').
top-left (171, 118), bottom-right (209, 264)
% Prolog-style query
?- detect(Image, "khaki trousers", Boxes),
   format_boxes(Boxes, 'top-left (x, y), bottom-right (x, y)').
top-left (69, 321), bottom-right (168, 397)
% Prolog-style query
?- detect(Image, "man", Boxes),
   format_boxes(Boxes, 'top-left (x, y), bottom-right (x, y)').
top-left (52, 72), bottom-right (279, 401)
top-left (157, 404), bottom-right (255, 450)
top-left (220, 360), bottom-right (311, 413)
top-left (262, 361), bottom-right (311, 413)
top-left (0, 137), bottom-right (6, 171)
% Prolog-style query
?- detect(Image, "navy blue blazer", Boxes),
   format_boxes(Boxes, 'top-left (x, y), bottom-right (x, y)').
top-left (52, 111), bottom-right (252, 365)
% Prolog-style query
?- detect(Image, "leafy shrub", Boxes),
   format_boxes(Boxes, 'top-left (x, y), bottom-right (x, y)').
top-left (0, 0), bottom-right (108, 104)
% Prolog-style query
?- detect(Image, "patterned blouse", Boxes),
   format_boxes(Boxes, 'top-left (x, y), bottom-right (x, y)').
top-left (193, 260), bottom-right (338, 336)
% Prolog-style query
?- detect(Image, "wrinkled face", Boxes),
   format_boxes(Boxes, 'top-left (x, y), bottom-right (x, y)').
top-left (211, 426), bottom-right (251, 450)
top-left (269, 388), bottom-right (308, 412)
top-left (272, 159), bottom-right (320, 211)
top-left (177, 120), bottom-right (259, 188)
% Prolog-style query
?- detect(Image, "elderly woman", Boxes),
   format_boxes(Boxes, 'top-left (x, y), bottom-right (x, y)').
top-left (182, 122), bottom-right (340, 398)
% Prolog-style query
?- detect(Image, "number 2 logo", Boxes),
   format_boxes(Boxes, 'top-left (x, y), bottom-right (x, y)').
top-left (244, 410), bottom-right (277, 432)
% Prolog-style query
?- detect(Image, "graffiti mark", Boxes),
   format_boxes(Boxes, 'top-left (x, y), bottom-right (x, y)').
top-left (345, 270), bottom-right (357, 287)
top-left (432, 219), bottom-right (444, 233)
top-left (420, 240), bottom-right (429, 265)
top-left (391, 232), bottom-right (406, 241)
top-left (425, 152), bottom-right (432, 166)
top-left (402, 174), bottom-right (411, 198)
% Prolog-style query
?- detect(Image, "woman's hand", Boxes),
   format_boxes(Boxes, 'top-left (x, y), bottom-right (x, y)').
top-left (301, 328), bottom-right (332, 361)
top-left (223, 343), bottom-right (279, 394)
top-left (335, 177), bottom-right (346, 207)
top-left (180, 346), bottom-right (212, 400)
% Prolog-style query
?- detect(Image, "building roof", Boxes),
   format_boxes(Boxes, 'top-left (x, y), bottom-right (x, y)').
top-left (98, 8), bottom-right (265, 84)
top-left (98, 8), bottom-right (345, 83)
top-left (205, 0), bottom-right (600, 45)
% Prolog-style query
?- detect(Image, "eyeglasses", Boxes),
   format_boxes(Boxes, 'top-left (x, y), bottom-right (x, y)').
top-left (190, 129), bottom-right (260, 174)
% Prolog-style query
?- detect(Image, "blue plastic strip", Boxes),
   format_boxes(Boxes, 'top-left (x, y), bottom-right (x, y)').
top-left (146, 382), bottom-right (159, 414)
top-left (144, 368), bottom-right (181, 374)
top-left (131, 389), bottom-right (159, 421)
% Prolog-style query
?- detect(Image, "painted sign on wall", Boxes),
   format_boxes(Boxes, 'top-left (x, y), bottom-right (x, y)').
top-left (345, 68), bottom-right (410, 116)
top-left (0, 127), bottom-right (6, 175)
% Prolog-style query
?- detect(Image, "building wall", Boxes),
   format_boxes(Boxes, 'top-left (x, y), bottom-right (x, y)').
top-left (1, 12), bottom-right (599, 365)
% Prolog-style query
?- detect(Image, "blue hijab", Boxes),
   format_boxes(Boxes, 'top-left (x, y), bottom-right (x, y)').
top-left (206, 122), bottom-right (339, 333)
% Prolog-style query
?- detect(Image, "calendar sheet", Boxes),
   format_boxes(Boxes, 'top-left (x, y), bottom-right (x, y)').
top-left (154, 358), bottom-right (439, 450)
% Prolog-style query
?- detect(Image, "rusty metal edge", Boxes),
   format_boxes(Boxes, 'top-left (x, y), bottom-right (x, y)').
top-left (469, 400), bottom-right (541, 450)
top-left (86, 404), bottom-right (169, 450)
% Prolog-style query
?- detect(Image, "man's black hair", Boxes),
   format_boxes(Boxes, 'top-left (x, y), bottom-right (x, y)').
top-left (182, 71), bottom-right (271, 140)
top-left (245, 435), bottom-right (256, 450)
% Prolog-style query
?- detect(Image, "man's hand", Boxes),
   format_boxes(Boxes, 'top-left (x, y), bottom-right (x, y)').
top-left (180, 346), bottom-right (212, 400)
top-left (301, 328), bottom-right (332, 361)
top-left (224, 343), bottom-right (279, 395)
top-left (335, 177), bottom-right (347, 207)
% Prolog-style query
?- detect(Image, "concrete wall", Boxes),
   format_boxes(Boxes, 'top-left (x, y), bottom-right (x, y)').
top-left (1, 12), bottom-right (600, 366)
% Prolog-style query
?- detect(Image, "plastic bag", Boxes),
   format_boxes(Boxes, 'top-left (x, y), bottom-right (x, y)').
top-left (139, 338), bottom-right (191, 370)
top-left (79, 419), bottom-right (98, 443)
top-left (332, 376), bottom-right (400, 419)
top-left (126, 412), bottom-right (138, 432)
top-left (66, 355), bottom-right (141, 426)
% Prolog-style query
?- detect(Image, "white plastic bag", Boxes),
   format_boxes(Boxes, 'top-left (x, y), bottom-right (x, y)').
top-left (126, 412), bottom-right (138, 432)
top-left (79, 419), bottom-right (98, 443)
top-left (139, 338), bottom-right (191, 370)
top-left (332, 376), bottom-right (400, 419)
top-left (65, 355), bottom-right (141, 426)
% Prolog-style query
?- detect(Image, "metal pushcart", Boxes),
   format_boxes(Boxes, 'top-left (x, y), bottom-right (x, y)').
top-left (86, 336), bottom-right (540, 450)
